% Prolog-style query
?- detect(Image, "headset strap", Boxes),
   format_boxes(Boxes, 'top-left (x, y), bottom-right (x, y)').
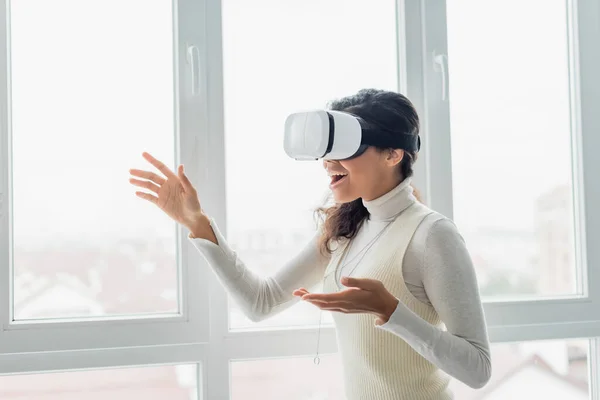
top-left (361, 128), bottom-right (421, 153)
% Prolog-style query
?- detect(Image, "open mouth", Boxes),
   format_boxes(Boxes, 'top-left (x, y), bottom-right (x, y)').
top-left (330, 173), bottom-right (348, 186)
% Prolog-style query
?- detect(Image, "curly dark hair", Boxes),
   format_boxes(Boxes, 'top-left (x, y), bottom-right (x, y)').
top-left (315, 89), bottom-right (421, 255)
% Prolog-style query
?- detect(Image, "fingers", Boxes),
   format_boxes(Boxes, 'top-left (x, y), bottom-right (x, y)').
top-left (340, 277), bottom-right (383, 291)
top-left (129, 178), bottom-right (161, 194)
top-left (301, 288), bottom-right (361, 302)
top-left (301, 293), bottom-right (339, 301)
top-left (305, 301), bottom-right (362, 314)
top-left (142, 152), bottom-right (177, 180)
top-left (293, 288), bottom-right (309, 297)
top-left (135, 191), bottom-right (158, 204)
top-left (177, 165), bottom-right (194, 191)
top-left (322, 308), bottom-right (361, 314)
top-left (129, 169), bottom-right (166, 186)
top-left (306, 300), bottom-right (352, 308)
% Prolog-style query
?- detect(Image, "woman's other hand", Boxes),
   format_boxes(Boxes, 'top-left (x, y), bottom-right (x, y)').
top-left (294, 277), bottom-right (400, 325)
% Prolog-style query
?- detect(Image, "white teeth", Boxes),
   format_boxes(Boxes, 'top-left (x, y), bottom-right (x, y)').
top-left (328, 172), bottom-right (348, 177)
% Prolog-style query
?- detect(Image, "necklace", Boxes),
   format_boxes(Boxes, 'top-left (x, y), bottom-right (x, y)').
top-left (333, 219), bottom-right (396, 290)
top-left (313, 206), bottom-right (409, 365)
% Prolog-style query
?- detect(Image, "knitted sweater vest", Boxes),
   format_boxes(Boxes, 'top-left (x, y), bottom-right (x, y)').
top-left (322, 202), bottom-right (452, 400)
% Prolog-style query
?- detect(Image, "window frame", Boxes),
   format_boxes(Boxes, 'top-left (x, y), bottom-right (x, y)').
top-left (410, 0), bottom-right (600, 343)
top-left (0, 0), bottom-right (210, 354)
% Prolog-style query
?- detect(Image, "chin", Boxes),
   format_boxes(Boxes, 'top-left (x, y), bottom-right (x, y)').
top-left (331, 189), bottom-right (359, 204)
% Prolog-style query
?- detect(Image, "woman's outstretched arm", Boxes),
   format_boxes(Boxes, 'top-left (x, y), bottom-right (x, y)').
top-left (130, 152), bottom-right (330, 323)
top-left (189, 217), bottom-right (330, 322)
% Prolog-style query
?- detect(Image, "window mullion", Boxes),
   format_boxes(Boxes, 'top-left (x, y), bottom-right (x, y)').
top-left (0, 0), bottom-right (13, 339)
top-left (589, 339), bottom-right (600, 400)
top-left (0, 344), bottom-right (206, 375)
top-left (403, 0), bottom-right (453, 218)
top-left (574, 0), bottom-right (600, 310)
top-left (204, 0), bottom-right (231, 397)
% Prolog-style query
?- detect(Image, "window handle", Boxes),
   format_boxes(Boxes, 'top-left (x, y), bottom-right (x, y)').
top-left (187, 44), bottom-right (201, 96)
top-left (433, 52), bottom-right (449, 101)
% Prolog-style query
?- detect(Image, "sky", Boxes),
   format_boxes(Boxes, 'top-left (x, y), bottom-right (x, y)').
top-left (5, 0), bottom-right (575, 248)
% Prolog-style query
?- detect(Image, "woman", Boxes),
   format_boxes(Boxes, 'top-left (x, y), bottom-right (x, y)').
top-left (129, 89), bottom-right (491, 399)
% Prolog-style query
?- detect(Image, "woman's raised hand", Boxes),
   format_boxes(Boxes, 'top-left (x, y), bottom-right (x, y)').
top-left (129, 152), bottom-right (203, 231)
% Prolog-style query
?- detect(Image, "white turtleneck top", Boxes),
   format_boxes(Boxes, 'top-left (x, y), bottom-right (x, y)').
top-left (189, 179), bottom-right (491, 390)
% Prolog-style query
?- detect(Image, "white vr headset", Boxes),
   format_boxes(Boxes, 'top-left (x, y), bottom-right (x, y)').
top-left (283, 110), bottom-right (420, 161)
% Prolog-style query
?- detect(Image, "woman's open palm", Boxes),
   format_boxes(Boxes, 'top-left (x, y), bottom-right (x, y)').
top-left (129, 152), bottom-right (202, 227)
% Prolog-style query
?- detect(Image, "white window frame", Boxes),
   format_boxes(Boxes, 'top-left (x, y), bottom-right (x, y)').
top-left (409, 0), bottom-right (600, 342)
top-left (0, 0), bottom-right (211, 355)
top-left (2, 0), bottom-right (600, 399)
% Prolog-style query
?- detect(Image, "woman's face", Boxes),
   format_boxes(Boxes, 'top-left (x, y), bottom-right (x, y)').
top-left (323, 147), bottom-right (405, 203)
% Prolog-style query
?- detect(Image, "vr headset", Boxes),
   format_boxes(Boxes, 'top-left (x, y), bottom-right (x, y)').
top-left (283, 110), bottom-right (420, 161)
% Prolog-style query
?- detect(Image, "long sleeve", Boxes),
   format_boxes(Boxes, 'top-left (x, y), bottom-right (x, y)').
top-left (378, 218), bottom-right (492, 389)
top-left (188, 218), bottom-right (331, 322)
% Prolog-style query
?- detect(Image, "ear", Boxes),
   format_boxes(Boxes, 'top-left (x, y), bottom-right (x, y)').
top-left (386, 149), bottom-right (405, 167)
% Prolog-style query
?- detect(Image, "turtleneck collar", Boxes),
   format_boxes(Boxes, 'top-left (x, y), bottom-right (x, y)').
top-left (362, 178), bottom-right (416, 222)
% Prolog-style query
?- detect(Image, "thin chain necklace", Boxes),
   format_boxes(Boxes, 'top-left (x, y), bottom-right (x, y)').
top-left (313, 207), bottom-right (408, 365)
top-left (333, 219), bottom-right (397, 290)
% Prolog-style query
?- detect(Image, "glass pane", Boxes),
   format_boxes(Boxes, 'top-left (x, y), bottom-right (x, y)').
top-left (449, 339), bottom-right (589, 399)
top-left (231, 354), bottom-right (344, 399)
top-left (222, 0), bottom-right (398, 329)
top-left (0, 364), bottom-right (199, 399)
top-left (10, 1), bottom-right (178, 319)
top-left (446, 0), bottom-right (578, 299)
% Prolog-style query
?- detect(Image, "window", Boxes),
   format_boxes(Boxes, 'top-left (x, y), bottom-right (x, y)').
top-left (9, 0), bottom-right (178, 319)
top-left (2, 0), bottom-right (600, 398)
top-left (411, 0), bottom-right (600, 341)
top-left (446, 0), bottom-right (576, 300)
top-left (0, 0), bottom-right (207, 386)
top-left (1, 0), bottom-right (209, 352)
top-left (231, 354), bottom-right (344, 399)
top-left (0, 364), bottom-right (199, 400)
top-left (449, 339), bottom-right (589, 399)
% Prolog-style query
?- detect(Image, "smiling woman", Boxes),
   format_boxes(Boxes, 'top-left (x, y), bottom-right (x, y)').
top-left (129, 88), bottom-right (491, 399)
top-left (3, 0), bottom-right (600, 398)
